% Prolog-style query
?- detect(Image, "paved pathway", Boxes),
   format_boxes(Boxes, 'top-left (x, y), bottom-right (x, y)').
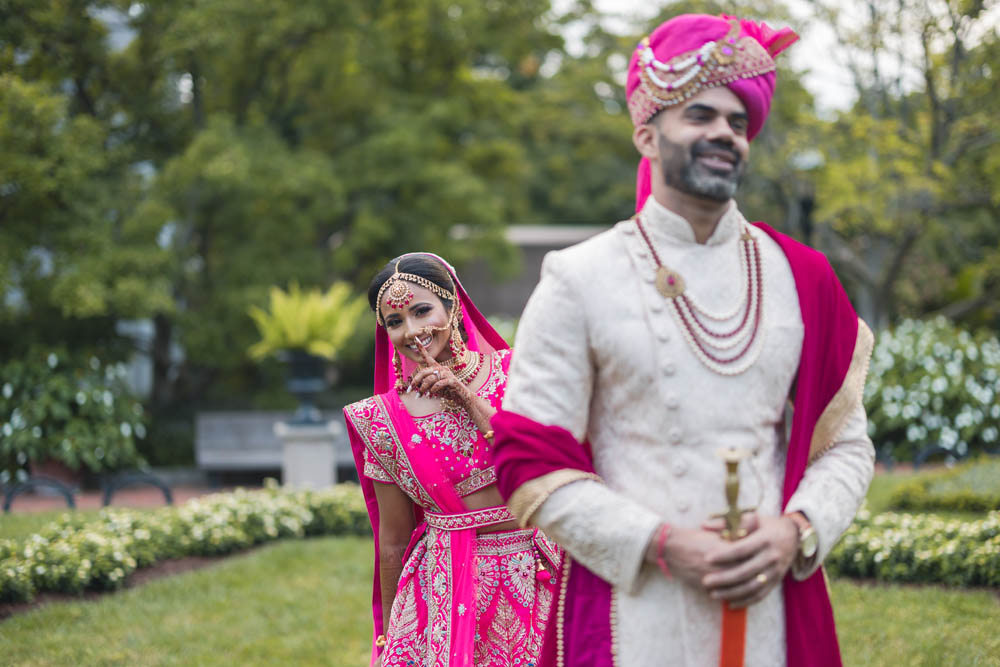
top-left (5, 486), bottom-right (231, 513)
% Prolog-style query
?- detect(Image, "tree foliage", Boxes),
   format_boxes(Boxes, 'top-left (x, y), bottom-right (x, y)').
top-left (1, 0), bottom-right (996, 441)
top-left (1, 0), bottom-right (563, 418)
top-left (802, 0), bottom-right (999, 328)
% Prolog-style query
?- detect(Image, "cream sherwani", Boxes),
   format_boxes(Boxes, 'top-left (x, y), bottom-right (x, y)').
top-left (502, 197), bottom-right (874, 666)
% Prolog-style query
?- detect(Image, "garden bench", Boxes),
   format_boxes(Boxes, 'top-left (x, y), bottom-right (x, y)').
top-left (3, 476), bottom-right (76, 512)
top-left (194, 411), bottom-right (353, 482)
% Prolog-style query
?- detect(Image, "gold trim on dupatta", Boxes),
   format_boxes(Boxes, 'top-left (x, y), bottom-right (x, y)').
top-left (807, 318), bottom-right (875, 465)
top-left (507, 470), bottom-right (603, 528)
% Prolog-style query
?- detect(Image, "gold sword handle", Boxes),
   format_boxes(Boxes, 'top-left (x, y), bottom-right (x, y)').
top-left (712, 447), bottom-right (756, 541)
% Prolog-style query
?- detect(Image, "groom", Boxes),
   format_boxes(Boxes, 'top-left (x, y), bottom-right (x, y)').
top-left (493, 13), bottom-right (875, 667)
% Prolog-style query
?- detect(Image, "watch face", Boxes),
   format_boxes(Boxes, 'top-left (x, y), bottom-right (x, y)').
top-left (801, 529), bottom-right (818, 559)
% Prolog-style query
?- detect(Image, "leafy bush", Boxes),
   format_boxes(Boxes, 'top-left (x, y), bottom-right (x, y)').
top-left (0, 482), bottom-right (369, 603)
top-left (0, 348), bottom-right (147, 478)
top-left (864, 317), bottom-right (1000, 462)
top-left (827, 506), bottom-right (1000, 587)
top-left (888, 457), bottom-right (1000, 512)
top-left (248, 282), bottom-right (368, 361)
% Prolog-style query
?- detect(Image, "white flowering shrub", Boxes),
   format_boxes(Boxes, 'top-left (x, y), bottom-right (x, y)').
top-left (0, 348), bottom-right (146, 479)
top-left (826, 506), bottom-right (1000, 587)
top-left (864, 317), bottom-right (1000, 462)
top-left (0, 482), bottom-right (369, 603)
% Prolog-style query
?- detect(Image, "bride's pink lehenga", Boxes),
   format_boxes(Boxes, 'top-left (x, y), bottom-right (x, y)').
top-left (344, 253), bottom-right (559, 667)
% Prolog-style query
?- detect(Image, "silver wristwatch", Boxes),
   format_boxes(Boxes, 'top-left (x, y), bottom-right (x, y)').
top-left (788, 512), bottom-right (818, 563)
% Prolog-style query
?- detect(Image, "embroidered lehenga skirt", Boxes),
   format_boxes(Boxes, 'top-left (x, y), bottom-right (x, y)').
top-left (381, 527), bottom-right (556, 667)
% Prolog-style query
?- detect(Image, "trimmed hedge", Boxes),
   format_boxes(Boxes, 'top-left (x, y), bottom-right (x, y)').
top-left (0, 482), bottom-right (369, 603)
top-left (888, 457), bottom-right (1000, 512)
top-left (827, 506), bottom-right (1000, 587)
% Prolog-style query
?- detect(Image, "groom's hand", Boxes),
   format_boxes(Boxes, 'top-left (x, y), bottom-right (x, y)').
top-left (645, 516), bottom-right (754, 590)
top-left (700, 513), bottom-right (798, 608)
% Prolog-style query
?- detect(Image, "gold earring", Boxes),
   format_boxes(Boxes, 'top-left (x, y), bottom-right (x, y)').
top-left (393, 351), bottom-right (406, 391)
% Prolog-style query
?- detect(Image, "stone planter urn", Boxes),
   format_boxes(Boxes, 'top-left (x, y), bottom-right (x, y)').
top-left (275, 349), bottom-right (340, 488)
top-left (285, 349), bottom-right (327, 424)
top-left (274, 419), bottom-right (342, 489)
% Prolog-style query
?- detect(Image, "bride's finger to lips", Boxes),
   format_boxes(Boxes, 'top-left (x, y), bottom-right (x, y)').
top-left (415, 338), bottom-right (438, 366)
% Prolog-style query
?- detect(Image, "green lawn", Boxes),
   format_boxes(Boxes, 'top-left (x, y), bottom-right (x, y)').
top-left (2, 472), bottom-right (998, 665)
top-left (832, 579), bottom-right (1000, 666)
top-left (865, 468), bottom-right (923, 513)
top-left (2, 534), bottom-right (997, 666)
top-left (1, 536), bottom-right (372, 667)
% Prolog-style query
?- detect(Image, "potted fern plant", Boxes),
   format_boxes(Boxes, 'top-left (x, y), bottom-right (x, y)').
top-left (248, 282), bottom-right (367, 423)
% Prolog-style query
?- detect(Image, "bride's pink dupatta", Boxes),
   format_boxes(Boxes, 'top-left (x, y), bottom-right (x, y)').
top-left (382, 391), bottom-right (477, 666)
top-left (348, 252), bottom-right (509, 667)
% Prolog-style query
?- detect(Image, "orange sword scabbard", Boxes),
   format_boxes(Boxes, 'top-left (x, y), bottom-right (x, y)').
top-left (712, 447), bottom-right (755, 667)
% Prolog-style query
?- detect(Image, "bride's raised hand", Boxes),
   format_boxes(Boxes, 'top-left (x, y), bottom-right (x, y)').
top-left (409, 339), bottom-right (473, 405)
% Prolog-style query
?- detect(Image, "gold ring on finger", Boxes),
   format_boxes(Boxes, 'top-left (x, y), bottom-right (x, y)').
top-left (755, 573), bottom-right (768, 585)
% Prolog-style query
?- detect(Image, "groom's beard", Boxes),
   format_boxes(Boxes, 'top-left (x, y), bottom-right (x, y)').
top-left (658, 134), bottom-right (744, 202)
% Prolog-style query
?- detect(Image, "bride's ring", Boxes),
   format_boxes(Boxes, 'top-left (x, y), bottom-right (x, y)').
top-left (433, 370), bottom-right (440, 378)
top-left (755, 573), bottom-right (768, 585)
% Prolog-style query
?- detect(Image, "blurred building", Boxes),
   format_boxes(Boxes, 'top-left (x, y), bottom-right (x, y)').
top-left (457, 224), bottom-right (609, 319)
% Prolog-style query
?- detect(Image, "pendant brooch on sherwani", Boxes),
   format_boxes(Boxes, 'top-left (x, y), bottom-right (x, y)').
top-left (634, 216), bottom-right (765, 375)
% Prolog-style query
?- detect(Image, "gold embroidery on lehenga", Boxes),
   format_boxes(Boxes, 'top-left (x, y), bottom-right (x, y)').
top-left (454, 466), bottom-right (498, 497)
top-left (363, 457), bottom-right (394, 482)
top-left (479, 349), bottom-right (510, 398)
top-left (504, 553), bottom-right (537, 608)
top-left (344, 395), bottom-right (441, 511)
top-left (424, 506), bottom-right (516, 531)
top-left (417, 409), bottom-right (480, 457)
top-left (387, 528), bottom-right (551, 667)
top-left (486, 596), bottom-right (529, 667)
top-left (476, 558), bottom-right (501, 617)
top-left (414, 350), bottom-right (510, 459)
top-left (527, 584), bottom-right (553, 658)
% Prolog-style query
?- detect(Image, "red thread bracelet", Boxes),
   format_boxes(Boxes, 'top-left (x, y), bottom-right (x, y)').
top-left (655, 523), bottom-right (673, 579)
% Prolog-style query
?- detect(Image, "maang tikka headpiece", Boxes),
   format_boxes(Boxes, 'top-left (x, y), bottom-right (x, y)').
top-left (375, 260), bottom-right (458, 326)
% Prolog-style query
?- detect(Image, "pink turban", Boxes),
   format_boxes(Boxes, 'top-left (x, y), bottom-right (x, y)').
top-left (627, 14), bottom-right (798, 211)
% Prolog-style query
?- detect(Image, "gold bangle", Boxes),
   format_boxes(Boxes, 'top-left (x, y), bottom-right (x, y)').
top-left (483, 430), bottom-right (494, 441)
top-left (375, 634), bottom-right (387, 647)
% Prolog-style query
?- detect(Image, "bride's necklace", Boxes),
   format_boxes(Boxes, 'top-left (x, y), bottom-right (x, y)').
top-left (445, 348), bottom-right (483, 385)
top-left (633, 215), bottom-right (765, 375)
top-left (411, 349), bottom-right (483, 387)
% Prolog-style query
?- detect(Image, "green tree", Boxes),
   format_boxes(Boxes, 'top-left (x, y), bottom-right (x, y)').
top-left (1, 0), bottom-right (568, 426)
top-left (801, 0), bottom-right (999, 329)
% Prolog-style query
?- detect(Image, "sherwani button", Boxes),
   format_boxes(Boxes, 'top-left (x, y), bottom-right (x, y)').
top-left (663, 362), bottom-right (676, 375)
top-left (677, 499), bottom-right (690, 512)
top-left (668, 427), bottom-right (682, 444)
top-left (644, 274), bottom-right (656, 284)
top-left (623, 226), bottom-right (635, 235)
top-left (657, 331), bottom-right (670, 342)
top-left (672, 461), bottom-right (687, 476)
top-left (666, 395), bottom-right (679, 409)
top-left (636, 251), bottom-right (648, 260)
top-left (650, 302), bottom-right (663, 313)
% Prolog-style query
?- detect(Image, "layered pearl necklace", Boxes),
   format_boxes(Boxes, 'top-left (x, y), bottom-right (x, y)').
top-left (634, 215), bottom-right (765, 375)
